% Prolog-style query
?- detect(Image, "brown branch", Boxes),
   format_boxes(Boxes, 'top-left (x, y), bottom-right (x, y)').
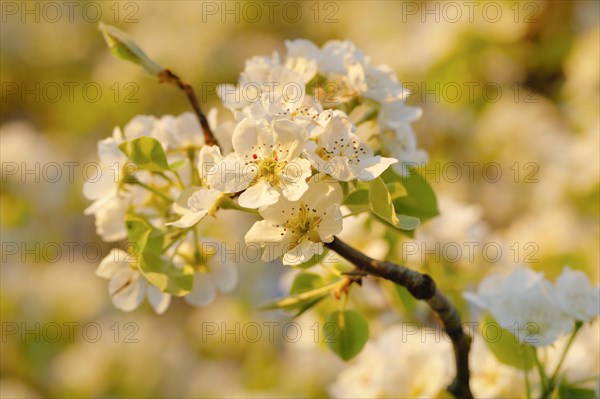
top-left (158, 69), bottom-right (219, 148)
top-left (325, 236), bottom-right (473, 399)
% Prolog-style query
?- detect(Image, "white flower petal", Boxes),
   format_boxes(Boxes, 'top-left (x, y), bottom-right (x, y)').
top-left (166, 210), bottom-right (208, 228)
top-left (238, 180), bottom-right (280, 209)
top-left (96, 249), bottom-right (129, 279)
top-left (279, 158), bottom-right (312, 201)
top-left (357, 155), bottom-right (398, 181)
top-left (146, 284), bottom-right (171, 315)
top-left (109, 268), bottom-right (145, 312)
top-left (206, 156), bottom-right (253, 193)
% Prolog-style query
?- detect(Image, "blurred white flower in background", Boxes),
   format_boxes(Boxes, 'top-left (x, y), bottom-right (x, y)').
top-left (469, 335), bottom-right (526, 398)
top-left (329, 324), bottom-right (452, 398)
top-left (554, 266), bottom-right (600, 322)
top-left (465, 266), bottom-right (598, 346)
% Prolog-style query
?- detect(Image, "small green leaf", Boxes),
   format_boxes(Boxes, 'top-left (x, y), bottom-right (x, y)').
top-left (290, 273), bottom-right (323, 295)
top-left (99, 22), bottom-right (163, 76)
top-left (324, 310), bottom-right (369, 361)
top-left (169, 158), bottom-right (188, 170)
top-left (260, 280), bottom-right (338, 312)
top-left (396, 214), bottom-right (420, 230)
top-left (370, 177), bottom-right (399, 224)
top-left (481, 313), bottom-right (534, 370)
top-left (344, 189), bottom-right (369, 206)
top-left (391, 167), bottom-right (439, 223)
top-left (125, 216), bottom-right (193, 296)
top-left (287, 273), bottom-right (327, 316)
top-left (557, 383), bottom-right (597, 399)
top-left (369, 177), bottom-right (420, 231)
top-left (119, 137), bottom-right (170, 172)
top-left (386, 182), bottom-right (407, 199)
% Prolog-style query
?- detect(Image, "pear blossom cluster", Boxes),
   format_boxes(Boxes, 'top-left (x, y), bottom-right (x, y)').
top-left (84, 111), bottom-right (238, 313)
top-left (218, 39), bottom-right (426, 176)
top-left (85, 39), bottom-right (423, 313)
top-left (464, 266), bottom-right (600, 346)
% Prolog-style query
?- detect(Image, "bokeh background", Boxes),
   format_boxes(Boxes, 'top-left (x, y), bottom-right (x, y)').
top-left (1, 1), bottom-right (598, 397)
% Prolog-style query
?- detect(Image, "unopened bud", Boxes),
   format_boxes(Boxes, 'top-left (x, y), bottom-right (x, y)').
top-left (99, 22), bottom-right (163, 76)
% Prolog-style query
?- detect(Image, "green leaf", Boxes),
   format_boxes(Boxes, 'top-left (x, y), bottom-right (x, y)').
top-left (260, 280), bottom-right (338, 313)
top-left (288, 273), bottom-right (327, 316)
top-left (99, 22), bottom-right (163, 76)
top-left (119, 137), bottom-right (170, 172)
top-left (344, 189), bottom-right (369, 206)
top-left (557, 384), bottom-right (597, 399)
top-left (386, 182), bottom-right (407, 199)
top-left (369, 177), bottom-right (399, 224)
top-left (396, 214), bottom-right (420, 230)
top-left (369, 177), bottom-right (420, 231)
top-left (324, 310), bottom-right (369, 361)
top-left (125, 216), bottom-right (193, 296)
top-left (391, 167), bottom-right (439, 223)
top-left (169, 158), bottom-right (188, 170)
top-left (290, 273), bottom-right (323, 295)
top-left (481, 313), bottom-right (534, 370)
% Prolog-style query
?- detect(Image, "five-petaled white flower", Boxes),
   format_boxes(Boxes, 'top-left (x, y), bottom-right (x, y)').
top-left (207, 117), bottom-right (312, 209)
top-left (245, 176), bottom-right (343, 265)
top-left (306, 112), bottom-right (397, 181)
top-left (96, 249), bottom-right (170, 314)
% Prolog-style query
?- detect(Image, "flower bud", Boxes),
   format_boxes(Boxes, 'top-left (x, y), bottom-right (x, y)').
top-left (99, 22), bottom-right (163, 76)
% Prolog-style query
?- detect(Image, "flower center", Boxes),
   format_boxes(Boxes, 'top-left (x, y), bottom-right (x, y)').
top-left (316, 137), bottom-right (368, 165)
top-left (253, 150), bottom-right (287, 187)
top-left (285, 202), bottom-right (324, 244)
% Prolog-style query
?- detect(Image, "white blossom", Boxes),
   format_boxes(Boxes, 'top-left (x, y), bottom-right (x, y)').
top-left (161, 112), bottom-right (204, 149)
top-left (96, 249), bottom-right (170, 314)
top-left (83, 125), bottom-right (150, 241)
top-left (306, 112), bottom-right (397, 181)
top-left (245, 176), bottom-right (343, 265)
top-left (464, 267), bottom-right (572, 346)
top-left (207, 117), bottom-right (312, 209)
top-left (329, 325), bottom-right (452, 398)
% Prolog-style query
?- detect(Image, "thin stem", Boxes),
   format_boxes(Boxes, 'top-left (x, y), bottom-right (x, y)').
top-left (173, 170), bottom-right (185, 189)
top-left (130, 180), bottom-right (172, 202)
top-left (217, 196), bottom-right (260, 216)
top-left (342, 208), bottom-right (370, 218)
top-left (550, 321), bottom-right (582, 382)
top-left (523, 349), bottom-right (532, 399)
top-left (325, 236), bottom-right (473, 399)
top-left (540, 321), bottom-right (583, 398)
top-left (158, 68), bottom-right (219, 148)
top-left (532, 347), bottom-right (550, 398)
top-left (163, 227), bottom-right (193, 252)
